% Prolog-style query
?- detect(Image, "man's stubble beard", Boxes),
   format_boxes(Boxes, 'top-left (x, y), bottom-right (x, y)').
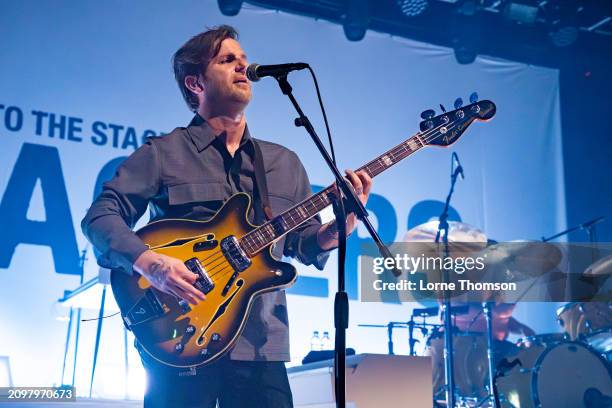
top-left (207, 80), bottom-right (252, 110)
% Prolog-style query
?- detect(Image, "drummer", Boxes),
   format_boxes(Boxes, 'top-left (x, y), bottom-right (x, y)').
top-left (452, 302), bottom-right (535, 340)
top-left (402, 218), bottom-right (536, 340)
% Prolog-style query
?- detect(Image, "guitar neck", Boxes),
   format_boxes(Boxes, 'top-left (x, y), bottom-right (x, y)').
top-left (239, 132), bottom-right (427, 255)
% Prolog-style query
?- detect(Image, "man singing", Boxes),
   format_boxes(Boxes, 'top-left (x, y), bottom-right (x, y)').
top-left (82, 25), bottom-right (372, 407)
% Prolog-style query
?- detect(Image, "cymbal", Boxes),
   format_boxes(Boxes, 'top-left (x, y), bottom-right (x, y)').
top-left (584, 254), bottom-right (612, 276)
top-left (403, 220), bottom-right (487, 244)
top-left (482, 240), bottom-right (562, 277)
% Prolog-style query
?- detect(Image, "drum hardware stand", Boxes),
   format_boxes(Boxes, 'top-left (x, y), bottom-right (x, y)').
top-left (60, 245), bottom-right (88, 387)
top-left (542, 216), bottom-right (604, 263)
top-left (359, 319), bottom-right (440, 355)
top-left (274, 72), bottom-right (398, 408)
top-left (480, 301), bottom-right (498, 408)
top-left (435, 152), bottom-right (464, 408)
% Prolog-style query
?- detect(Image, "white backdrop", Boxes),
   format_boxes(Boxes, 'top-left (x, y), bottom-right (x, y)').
top-left (0, 0), bottom-right (565, 398)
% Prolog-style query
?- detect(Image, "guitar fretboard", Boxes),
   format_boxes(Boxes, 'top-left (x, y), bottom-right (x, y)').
top-left (238, 133), bottom-right (426, 256)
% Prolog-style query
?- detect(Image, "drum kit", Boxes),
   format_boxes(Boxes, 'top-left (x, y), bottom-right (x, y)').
top-left (365, 219), bottom-right (612, 407)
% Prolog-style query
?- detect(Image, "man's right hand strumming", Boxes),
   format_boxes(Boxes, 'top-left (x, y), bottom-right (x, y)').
top-left (133, 250), bottom-right (206, 306)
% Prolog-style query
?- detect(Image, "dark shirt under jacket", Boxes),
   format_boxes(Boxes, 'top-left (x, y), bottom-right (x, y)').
top-left (81, 114), bottom-right (330, 362)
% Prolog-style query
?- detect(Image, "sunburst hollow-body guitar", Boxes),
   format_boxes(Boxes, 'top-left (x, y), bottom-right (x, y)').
top-left (111, 100), bottom-right (496, 367)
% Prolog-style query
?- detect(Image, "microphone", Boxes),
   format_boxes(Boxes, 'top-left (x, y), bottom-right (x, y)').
top-left (246, 62), bottom-right (309, 82)
top-left (452, 152), bottom-right (465, 180)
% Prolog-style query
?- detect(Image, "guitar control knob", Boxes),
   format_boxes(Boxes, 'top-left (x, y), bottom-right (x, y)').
top-left (200, 348), bottom-right (209, 357)
top-left (178, 299), bottom-right (191, 314)
top-left (186, 325), bottom-right (195, 335)
top-left (211, 333), bottom-right (221, 342)
top-left (175, 343), bottom-right (184, 352)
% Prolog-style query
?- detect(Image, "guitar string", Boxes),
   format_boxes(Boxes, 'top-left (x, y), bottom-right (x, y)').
top-left (239, 116), bottom-right (469, 256)
top-left (238, 118), bottom-right (459, 255)
top-left (201, 118), bottom-right (471, 283)
top-left (201, 117), bottom-right (470, 283)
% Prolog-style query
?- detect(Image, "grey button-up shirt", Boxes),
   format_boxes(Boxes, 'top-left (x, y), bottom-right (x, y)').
top-left (81, 114), bottom-right (330, 362)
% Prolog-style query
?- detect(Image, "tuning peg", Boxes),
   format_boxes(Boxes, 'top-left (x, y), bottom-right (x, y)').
top-left (439, 104), bottom-right (447, 113)
top-left (469, 92), bottom-right (479, 104)
top-left (420, 109), bottom-right (436, 120)
top-left (454, 97), bottom-right (463, 109)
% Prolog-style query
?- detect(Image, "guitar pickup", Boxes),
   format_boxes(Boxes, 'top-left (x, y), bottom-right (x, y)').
top-left (185, 257), bottom-right (215, 294)
top-left (221, 236), bottom-right (251, 272)
top-left (221, 272), bottom-right (239, 296)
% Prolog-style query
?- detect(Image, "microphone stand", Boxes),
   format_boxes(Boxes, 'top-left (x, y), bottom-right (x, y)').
top-left (274, 73), bottom-right (396, 408)
top-left (435, 156), bottom-right (463, 408)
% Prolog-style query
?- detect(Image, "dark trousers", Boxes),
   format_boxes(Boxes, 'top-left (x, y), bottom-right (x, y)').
top-left (139, 349), bottom-right (294, 408)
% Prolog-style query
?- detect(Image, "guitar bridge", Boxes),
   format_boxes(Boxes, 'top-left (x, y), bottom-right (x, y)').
top-left (221, 236), bottom-right (251, 272)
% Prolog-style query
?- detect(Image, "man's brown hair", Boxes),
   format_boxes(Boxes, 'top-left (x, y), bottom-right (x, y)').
top-left (172, 25), bottom-right (239, 112)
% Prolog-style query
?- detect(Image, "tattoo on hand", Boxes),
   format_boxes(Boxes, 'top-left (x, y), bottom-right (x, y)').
top-left (149, 259), bottom-right (168, 286)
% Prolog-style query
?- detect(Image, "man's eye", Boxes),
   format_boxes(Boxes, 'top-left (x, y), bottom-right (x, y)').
top-left (222, 56), bottom-right (235, 63)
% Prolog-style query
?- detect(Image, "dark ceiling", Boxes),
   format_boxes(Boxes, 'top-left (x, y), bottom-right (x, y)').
top-left (226, 0), bottom-right (612, 68)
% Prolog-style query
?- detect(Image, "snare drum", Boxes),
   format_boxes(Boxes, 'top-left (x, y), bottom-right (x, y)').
top-left (496, 336), bottom-right (612, 408)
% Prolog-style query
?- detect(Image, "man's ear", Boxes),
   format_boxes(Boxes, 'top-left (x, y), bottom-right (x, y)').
top-left (185, 75), bottom-right (204, 94)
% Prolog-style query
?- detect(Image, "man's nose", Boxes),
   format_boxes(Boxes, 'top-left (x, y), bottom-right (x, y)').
top-left (236, 58), bottom-right (247, 72)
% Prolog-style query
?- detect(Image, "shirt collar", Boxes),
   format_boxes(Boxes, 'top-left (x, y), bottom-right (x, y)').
top-left (186, 113), bottom-right (252, 152)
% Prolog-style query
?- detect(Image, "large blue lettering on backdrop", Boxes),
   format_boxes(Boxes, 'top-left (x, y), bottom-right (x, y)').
top-left (288, 185), bottom-right (400, 301)
top-left (0, 143), bottom-right (436, 303)
top-left (0, 143), bottom-right (80, 275)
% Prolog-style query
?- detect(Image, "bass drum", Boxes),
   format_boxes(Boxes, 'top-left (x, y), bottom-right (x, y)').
top-left (496, 337), bottom-right (612, 408)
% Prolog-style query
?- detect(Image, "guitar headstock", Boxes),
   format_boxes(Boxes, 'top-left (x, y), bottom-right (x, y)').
top-left (419, 99), bottom-right (496, 147)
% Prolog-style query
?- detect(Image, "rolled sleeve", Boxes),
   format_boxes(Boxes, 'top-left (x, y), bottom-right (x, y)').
top-left (81, 139), bottom-right (161, 274)
top-left (282, 152), bottom-right (330, 270)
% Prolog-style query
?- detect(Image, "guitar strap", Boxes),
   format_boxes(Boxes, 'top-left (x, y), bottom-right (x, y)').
top-left (251, 139), bottom-right (273, 223)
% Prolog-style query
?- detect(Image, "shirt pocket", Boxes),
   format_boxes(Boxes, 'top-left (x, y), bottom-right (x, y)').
top-left (167, 182), bottom-right (227, 205)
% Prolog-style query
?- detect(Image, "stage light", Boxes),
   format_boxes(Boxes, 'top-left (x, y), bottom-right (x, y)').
top-left (503, 1), bottom-right (539, 24)
top-left (343, 0), bottom-right (370, 42)
top-left (217, 0), bottom-right (243, 16)
top-left (452, 13), bottom-right (480, 65)
top-left (0, 356), bottom-right (13, 387)
top-left (454, 42), bottom-right (477, 64)
top-left (549, 24), bottom-right (578, 47)
top-left (544, 1), bottom-right (579, 47)
top-left (398, 0), bottom-right (428, 17)
top-left (457, 0), bottom-right (478, 16)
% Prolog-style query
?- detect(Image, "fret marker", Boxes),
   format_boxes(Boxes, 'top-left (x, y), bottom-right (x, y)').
top-left (408, 140), bottom-right (418, 151)
top-left (382, 155), bottom-right (393, 166)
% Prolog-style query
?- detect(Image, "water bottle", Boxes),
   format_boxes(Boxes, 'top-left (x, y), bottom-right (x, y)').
top-left (310, 331), bottom-right (321, 351)
top-left (321, 331), bottom-right (332, 350)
